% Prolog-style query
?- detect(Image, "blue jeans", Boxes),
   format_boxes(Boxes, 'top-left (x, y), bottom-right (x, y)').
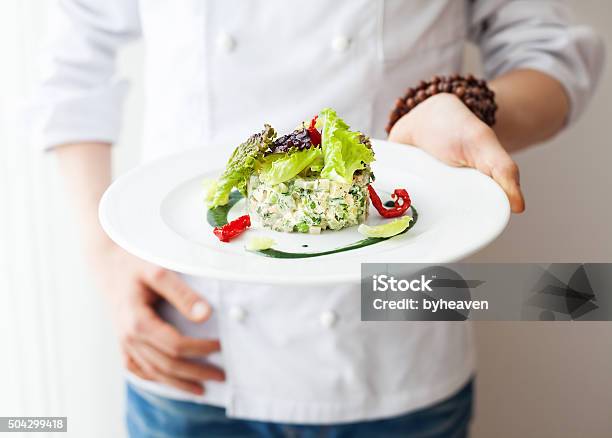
top-left (126, 379), bottom-right (473, 438)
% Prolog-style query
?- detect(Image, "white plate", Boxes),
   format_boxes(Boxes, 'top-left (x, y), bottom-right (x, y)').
top-left (99, 140), bottom-right (509, 285)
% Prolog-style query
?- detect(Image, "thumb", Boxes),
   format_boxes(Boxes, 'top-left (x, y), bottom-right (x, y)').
top-left (470, 135), bottom-right (525, 214)
top-left (144, 267), bottom-right (211, 322)
top-left (490, 160), bottom-right (525, 213)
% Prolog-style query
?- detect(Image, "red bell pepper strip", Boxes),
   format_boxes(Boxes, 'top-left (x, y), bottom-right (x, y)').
top-left (213, 215), bottom-right (251, 242)
top-left (307, 115), bottom-right (321, 146)
top-left (368, 185), bottom-right (411, 218)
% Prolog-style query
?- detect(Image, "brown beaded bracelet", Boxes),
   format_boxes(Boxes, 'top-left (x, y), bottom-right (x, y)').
top-left (386, 74), bottom-right (498, 134)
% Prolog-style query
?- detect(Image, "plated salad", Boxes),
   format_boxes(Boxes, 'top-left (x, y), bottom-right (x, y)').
top-left (205, 108), bottom-right (416, 255)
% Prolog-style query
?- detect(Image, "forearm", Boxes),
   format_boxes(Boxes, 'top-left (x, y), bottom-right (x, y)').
top-left (489, 69), bottom-right (570, 152)
top-left (54, 142), bottom-right (114, 254)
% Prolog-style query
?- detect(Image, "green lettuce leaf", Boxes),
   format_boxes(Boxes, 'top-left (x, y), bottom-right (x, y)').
top-left (202, 178), bottom-right (218, 206)
top-left (258, 148), bottom-right (322, 185)
top-left (318, 108), bottom-right (375, 183)
top-left (308, 154), bottom-right (324, 173)
top-left (210, 124), bottom-right (276, 207)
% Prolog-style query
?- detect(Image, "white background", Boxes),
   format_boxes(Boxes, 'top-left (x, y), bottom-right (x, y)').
top-left (0, 1), bottom-right (610, 437)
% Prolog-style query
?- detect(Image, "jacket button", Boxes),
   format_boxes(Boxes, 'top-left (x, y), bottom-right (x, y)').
top-left (320, 310), bottom-right (338, 328)
top-left (217, 32), bottom-right (236, 52)
top-left (331, 35), bottom-right (350, 52)
top-left (229, 306), bottom-right (247, 322)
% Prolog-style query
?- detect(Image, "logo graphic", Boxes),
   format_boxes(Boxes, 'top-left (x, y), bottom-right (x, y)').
top-left (526, 264), bottom-right (598, 320)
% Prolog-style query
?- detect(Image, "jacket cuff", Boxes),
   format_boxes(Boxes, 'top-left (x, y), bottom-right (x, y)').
top-left (28, 79), bottom-right (129, 151)
top-left (486, 26), bottom-right (605, 126)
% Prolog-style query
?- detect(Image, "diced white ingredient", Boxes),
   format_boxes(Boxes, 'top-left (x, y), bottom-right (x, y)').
top-left (247, 172), bottom-right (370, 233)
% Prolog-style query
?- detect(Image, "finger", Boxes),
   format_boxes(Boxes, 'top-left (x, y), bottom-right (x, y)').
top-left (491, 161), bottom-right (525, 213)
top-left (124, 353), bottom-right (154, 381)
top-left (135, 306), bottom-right (221, 358)
top-left (126, 342), bottom-right (205, 395)
top-left (143, 268), bottom-right (211, 322)
top-left (468, 131), bottom-right (525, 213)
top-left (137, 341), bottom-right (225, 382)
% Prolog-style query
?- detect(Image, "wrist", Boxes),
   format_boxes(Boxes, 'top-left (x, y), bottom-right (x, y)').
top-left (387, 74), bottom-right (497, 134)
top-left (389, 92), bottom-right (466, 146)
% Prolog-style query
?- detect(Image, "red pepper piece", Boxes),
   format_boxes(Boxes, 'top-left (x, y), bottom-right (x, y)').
top-left (368, 185), bottom-right (411, 218)
top-left (307, 115), bottom-right (321, 146)
top-left (213, 215), bottom-right (251, 242)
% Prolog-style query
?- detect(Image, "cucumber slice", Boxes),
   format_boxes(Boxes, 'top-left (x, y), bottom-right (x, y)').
top-left (246, 236), bottom-right (276, 251)
top-left (358, 216), bottom-right (413, 238)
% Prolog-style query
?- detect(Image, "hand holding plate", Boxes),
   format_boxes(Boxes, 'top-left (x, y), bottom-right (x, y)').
top-left (388, 93), bottom-right (525, 213)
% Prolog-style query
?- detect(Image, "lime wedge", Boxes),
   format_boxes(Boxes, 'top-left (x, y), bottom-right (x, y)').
top-left (358, 216), bottom-right (413, 238)
top-left (246, 236), bottom-right (276, 251)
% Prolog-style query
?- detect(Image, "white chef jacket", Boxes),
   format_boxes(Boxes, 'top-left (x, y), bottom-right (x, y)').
top-left (31, 0), bottom-right (603, 424)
